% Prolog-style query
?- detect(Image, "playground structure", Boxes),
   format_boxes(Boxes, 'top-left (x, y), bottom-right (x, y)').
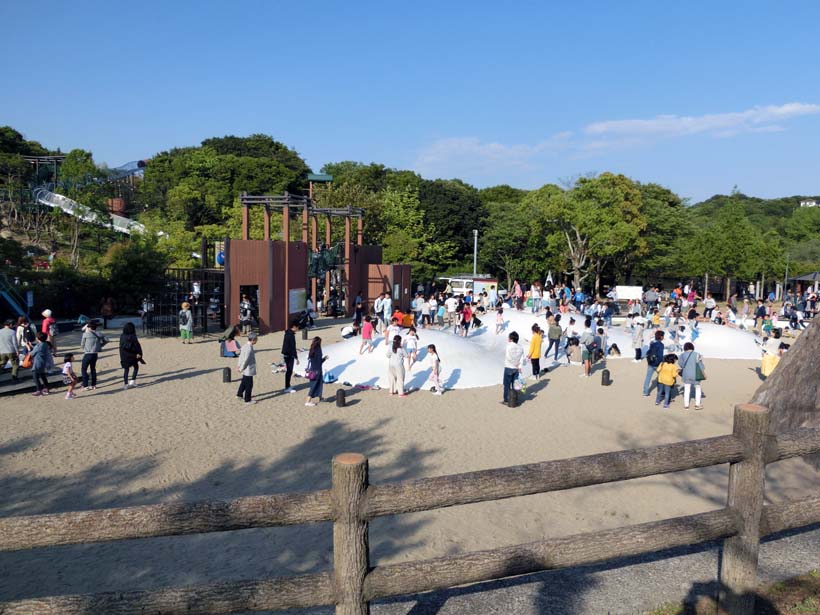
top-left (29, 158), bottom-right (147, 235)
top-left (0, 274), bottom-right (28, 318)
top-left (225, 192), bottom-right (409, 334)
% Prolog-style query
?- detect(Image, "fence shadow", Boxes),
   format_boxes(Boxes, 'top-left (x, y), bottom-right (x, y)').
top-left (0, 419), bottom-right (440, 605)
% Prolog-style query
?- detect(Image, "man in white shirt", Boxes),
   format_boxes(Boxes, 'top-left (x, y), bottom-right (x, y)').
top-left (373, 293), bottom-right (385, 333)
top-left (502, 330), bottom-right (525, 405)
top-left (381, 292), bottom-right (393, 330)
top-left (444, 295), bottom-right (459, 332)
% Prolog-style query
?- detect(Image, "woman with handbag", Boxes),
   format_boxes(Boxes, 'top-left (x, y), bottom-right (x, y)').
top-left (677, 342), bottom-right (706, 410)
top-left (305, 336), bottom-right (324, 407)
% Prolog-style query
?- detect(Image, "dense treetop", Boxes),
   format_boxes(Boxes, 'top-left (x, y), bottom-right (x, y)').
top-left (2, 126), bottom-right (819, 304)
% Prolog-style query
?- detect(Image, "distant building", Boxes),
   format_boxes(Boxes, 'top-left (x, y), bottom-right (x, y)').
top-left (799, 199), bottom-right (818, 208)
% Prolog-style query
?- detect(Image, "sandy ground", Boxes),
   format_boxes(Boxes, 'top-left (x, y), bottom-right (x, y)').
top-left (0, 316), bottom-right (817, 609)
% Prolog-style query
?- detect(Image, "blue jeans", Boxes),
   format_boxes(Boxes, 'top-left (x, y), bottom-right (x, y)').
top-left (642, 364), bottom-right (656, 395)
top-left (503, 368), bottom-right (518, 403)
top-left (531, 299), bottom-right (541, 313)
top-left (656, 383), bottom-right (673, 406)
top-left (546, 338), bottom-right (560, 360)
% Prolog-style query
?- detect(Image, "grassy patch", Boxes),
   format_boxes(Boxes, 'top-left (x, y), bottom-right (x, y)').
top-left (643, 570), bottom-right (820, 614)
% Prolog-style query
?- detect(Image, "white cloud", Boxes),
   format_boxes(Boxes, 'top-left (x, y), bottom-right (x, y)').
top-left (412, 102), bottom-right (820, 182)
top-left (414, 132), bottom-right (572, 179)
top-left (584, 103), bottom-right (820, 138)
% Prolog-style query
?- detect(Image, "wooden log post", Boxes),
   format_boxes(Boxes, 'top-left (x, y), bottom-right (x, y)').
top-left (719, 403), bottom-right (770, 615)
top-left (332, 453), bottom-right (370, 615)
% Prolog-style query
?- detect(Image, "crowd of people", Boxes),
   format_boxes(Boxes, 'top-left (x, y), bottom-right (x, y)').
top-left (2, 277), bottom-right (814, 406)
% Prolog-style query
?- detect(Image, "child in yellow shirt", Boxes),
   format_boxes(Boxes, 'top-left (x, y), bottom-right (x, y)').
top-left (655, 354), bottom-right (677, 408)
top-left (528, 324), bottom-right (543, 379)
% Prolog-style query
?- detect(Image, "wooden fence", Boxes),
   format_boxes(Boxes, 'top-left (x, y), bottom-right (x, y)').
top-left (1, 403), bottom-right (819, 615)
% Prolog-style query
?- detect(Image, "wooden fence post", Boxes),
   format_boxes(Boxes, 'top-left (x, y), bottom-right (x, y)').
top-left (719, 403), bottom-right (770, 615)
top-left (333, 453), bottom-right (370, 615)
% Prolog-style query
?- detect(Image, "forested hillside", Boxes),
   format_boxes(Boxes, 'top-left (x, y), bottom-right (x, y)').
top-left (2, 125), bottom-right (819, 316)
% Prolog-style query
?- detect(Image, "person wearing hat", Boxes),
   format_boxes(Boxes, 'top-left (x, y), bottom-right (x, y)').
top-left (0, 319), bottom-right (20, 381)
top-left (179, 302), bottom-right (194, 344)
top-left (41, 309), bottom-right (57, 353)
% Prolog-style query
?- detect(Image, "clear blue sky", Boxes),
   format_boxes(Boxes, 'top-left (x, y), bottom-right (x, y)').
top-left (2, 1), bottom-right (819, 202)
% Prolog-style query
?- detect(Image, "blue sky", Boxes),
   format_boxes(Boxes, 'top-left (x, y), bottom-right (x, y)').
top-left (2, 1), bottom-right (819, 202)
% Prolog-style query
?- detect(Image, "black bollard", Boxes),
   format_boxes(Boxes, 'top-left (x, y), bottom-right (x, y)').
top-left (509, 388), bottom-right (519, 408)
top-left (601, 368), bottom-right (611, 386)
top-left (302, 328), bottom-right (308, 340)
top-left (336, 388), bottom-right (346, 407)
top-left (222, 367), bottom-right (231, 383)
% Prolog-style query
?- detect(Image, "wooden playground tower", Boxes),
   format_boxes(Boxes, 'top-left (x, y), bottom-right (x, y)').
top-left (225, 192), bottom-right (408, 334)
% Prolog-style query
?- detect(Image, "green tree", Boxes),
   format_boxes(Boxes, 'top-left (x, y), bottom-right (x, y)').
top-left (418, 179), bottom-right (486, 261)
top-left (59, 149), bottom-right (110, 267)
top-left (101, 239), bottom-right (170, 308)
top-left (523, 174), bottom-right (645, 292)
top-left (381, 188), bottom-right (457, 282)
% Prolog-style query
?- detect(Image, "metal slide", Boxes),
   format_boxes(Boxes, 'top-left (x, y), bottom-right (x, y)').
top-left (0, 274), bottom-right (28, 317)
top-left (32, 161), bottom-right (147, 235)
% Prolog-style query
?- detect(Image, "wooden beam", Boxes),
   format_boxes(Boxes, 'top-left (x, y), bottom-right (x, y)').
top-left (719, 404), bottom-right (770, 614)
top-left (363, 509), bottom-right (737, 600)
top-left (332, 454), bottom-right (370, 615)
top-left (0, 572), bottom-right (334, 614)
top-left (0, 491), bottom-right (333, 552)
top-left (363, 435), bottom-right (745, 519)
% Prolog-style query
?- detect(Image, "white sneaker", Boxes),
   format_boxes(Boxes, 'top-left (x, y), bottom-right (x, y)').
top-left (128, 380), bottom-right (136, 388)
top-left (305, 401), bottom-right (316, 407)
top-left (284, 388), bottom-right (296, 394)
top-left (244, 400), bottom-right (257, 405)
top-left (434, 391), bottom-right (443, 396)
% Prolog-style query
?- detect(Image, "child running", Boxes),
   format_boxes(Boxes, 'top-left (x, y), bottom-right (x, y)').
top-left (359, 315), bottom-right (375, 355)
top-left (405, 327), bottom-right (419, 369)
top-left (427, 344), bottom-right (443, 395)
top-left (495, 307), bottom-right (504, 335)
top-left (62, 353), bottom-right (78, 399)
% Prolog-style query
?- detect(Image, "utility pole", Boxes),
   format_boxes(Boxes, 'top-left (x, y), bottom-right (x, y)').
top-left (473, 229), bottom-right (478, 276)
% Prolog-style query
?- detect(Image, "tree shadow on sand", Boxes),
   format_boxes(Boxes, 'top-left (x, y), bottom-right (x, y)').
top-left (0, 419), bottom-right (440, 611)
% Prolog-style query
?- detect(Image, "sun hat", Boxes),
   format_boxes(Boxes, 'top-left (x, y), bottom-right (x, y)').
top-left (42, 309), bottom-right (52, 317)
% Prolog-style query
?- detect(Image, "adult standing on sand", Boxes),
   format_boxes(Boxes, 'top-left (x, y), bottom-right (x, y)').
top-left (0, 319), bottom-right (19, 382)
top-left (678, 341), bottom-right (706, 410)
top-left (305, 337), bottom-right (324, 406)
top-left (502, 331), bottom-right (525, 405)
top-left (179, 302), bottom-right (194, 344)
top-left (100, 297), bottom-right (115, 329)
top-left (236, 332), bottom-right (258, 405)
top-left (281, 320), bottom-right (299, 394)
top-left (41, 309), bottom-right (57, 354)
top-left (642, 330), bottom-right (665, 397)
top-left (119, 322), bottom-right (143, 390)
top-left (80, 321), bottom-right (108, 390)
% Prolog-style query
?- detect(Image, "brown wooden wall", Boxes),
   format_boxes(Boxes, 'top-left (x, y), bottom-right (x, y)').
top-left (346, 244), bottom-right (383, 315)
top-left (367, 264), bottom-right (412, 312)
top-left (225, 239), bottom-right (309, 334)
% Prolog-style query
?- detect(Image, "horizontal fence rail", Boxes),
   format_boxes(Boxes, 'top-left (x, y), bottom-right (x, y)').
top-left (1, 406), bottom-right (818, 615)
top-left (0, 490), bottom-right (333, 552)
top-left (363, 434), bottom-right (746, 518)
